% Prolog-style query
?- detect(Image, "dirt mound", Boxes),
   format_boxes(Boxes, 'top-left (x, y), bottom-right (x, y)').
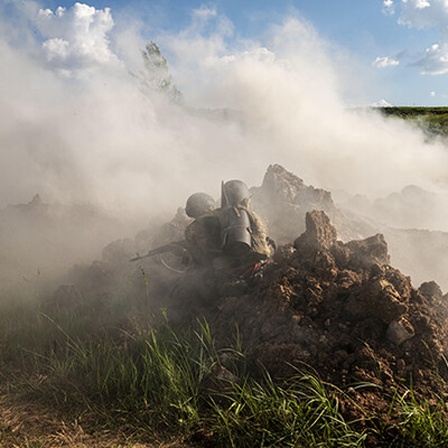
top-left (47, 164), bottom-right (448, 422)
top-left (207, 209), bottom-right (448, 420)
top-left (214, 211), bottom-right (448, 385)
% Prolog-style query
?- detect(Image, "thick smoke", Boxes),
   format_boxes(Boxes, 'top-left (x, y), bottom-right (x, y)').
top-left (1, 3), bottom-right (448, 210)
top-left (1, 2), bottom-right (448, 294)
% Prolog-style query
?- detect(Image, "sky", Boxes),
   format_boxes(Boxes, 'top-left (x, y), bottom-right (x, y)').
top-left (3, 0), bottom-right (448, 106)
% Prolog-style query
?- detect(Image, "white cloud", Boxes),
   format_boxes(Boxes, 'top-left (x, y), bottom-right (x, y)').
top-left (189, 5), bottom-right (233, 38)
top-left (415, 0), bottom-right (431, 9)
top-left (373, 56), bottom-right (400, 67)
top-left (33, 2), bottom-right (122, 75)
top-left (42, 37), bottom-right (69, 60)
top-left (383, 0), bottom-right (395, 15)
top-left (416, 42), bottom-right (448, 74)
top-left (387, 0), bottom-right (448, 74)
top-left (221, 47), bottom-right (275, 65)
top-left (192, 6), bottom-right (217, 21)
top-left (371, 98), bottom-right (394, 107)
top-left (397, 0), bottom-right (447, 28)
top-left (430, 90), bottom-right (436, 96)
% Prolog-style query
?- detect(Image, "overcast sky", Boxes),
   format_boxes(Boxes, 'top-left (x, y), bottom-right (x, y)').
top-left (2, 0), bottom-right (448, 106)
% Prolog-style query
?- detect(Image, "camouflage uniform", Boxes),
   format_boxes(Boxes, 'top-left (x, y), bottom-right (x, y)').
top-left (184, 212), bottom-right (221, 267)
top-left (240, 199), bottom-right (272, 260)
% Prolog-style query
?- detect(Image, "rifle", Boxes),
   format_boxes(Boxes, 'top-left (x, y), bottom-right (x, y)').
top-left (129, 240), bottom-right (188, 262)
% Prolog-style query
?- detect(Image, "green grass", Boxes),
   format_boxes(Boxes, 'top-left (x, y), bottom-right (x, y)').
top-left (388, 389), bottom-right (448, 447)
top-left (207, 373), bottom-right (367, 447)
top-left (2, 295), bottom-right (448, 447)
top-left (1, 302), bottom-right (368, 446)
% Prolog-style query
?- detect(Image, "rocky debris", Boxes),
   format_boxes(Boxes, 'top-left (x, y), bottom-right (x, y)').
top-left (255, 164), bottom-right (333, 210)
top-left (294, 210), bottom-right (337, 255)
top-left (343, 234), bottom-right (390, 270)
top-left (251, 165), bottom-right (337, 245)
top-left (387, 317), bottom-right (415, 346)
top-left (251, 164), bottom-right (448, 291)
top-left (204, 209), bottom-right (448, 420)
top-left (251, 164), bottom-right (378, 245)
top-left (419, 280), bottom-right (443, 301)
top-left (344, 278), bottom-right (407, 323)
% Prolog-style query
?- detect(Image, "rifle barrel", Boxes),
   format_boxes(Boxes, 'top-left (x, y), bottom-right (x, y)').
top-left (129, 240), bottom-right (187, 262)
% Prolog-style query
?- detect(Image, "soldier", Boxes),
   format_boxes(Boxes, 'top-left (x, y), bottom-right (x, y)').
top-left (185, 192), bottom-right (215, 220)
top-left (138, 183), bottom-right (273, 304)
top-left (219, 179), bottom-right (272, 261)
top-left (133, 184), bottom-right (273, 276)
top-left (184, 192), bottom-right (222, 267)
top-left (213, 179), bottom-right (274, 293)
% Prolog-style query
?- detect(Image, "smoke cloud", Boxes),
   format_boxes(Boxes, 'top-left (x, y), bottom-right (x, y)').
top-left (1, 1), bottom-right (448, 292)
top-left (2, 3), bottom-right (447, 207)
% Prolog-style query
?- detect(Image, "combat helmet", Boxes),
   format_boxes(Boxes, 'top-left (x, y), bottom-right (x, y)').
top-left (222, 180), bottom-right (250, 207)
top-left (185, 192), bottom-right (215, 218)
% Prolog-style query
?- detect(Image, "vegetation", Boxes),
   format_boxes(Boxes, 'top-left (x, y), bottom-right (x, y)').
top-left (1, 291), bottom-right (448, 447)
top-left (376, 106), bottom-right (448, 139)
top-left (134, 40), bottom-right (184, 103)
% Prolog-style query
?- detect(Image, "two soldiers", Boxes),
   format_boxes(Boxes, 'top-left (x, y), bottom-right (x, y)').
top-left (184, 180), bottom-right (273, 290)
top-left (131, 179), bottom-right (273, 304)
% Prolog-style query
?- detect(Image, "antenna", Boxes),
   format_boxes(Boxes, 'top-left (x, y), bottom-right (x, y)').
top-left (221, 180), bottom-right (229, 207)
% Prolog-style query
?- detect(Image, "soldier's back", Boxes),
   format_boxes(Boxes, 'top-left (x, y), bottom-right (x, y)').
top-left (185, 212), bottom-right (221, 266)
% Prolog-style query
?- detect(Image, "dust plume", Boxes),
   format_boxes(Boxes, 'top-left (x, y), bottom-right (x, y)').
top-left (1, 2), bottom-right (448, 294)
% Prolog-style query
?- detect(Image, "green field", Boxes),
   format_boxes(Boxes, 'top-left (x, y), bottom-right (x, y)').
top-left (376, 106), bottom-right (448, 138)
